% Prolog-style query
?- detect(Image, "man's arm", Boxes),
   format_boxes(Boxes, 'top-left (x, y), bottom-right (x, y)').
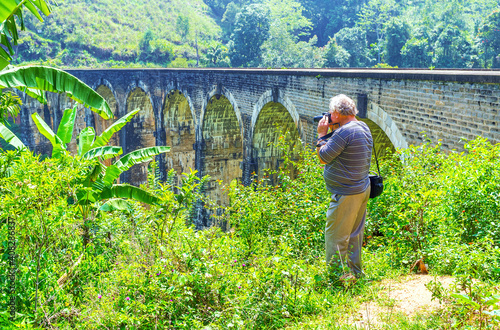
top-left (316, 145), bottom-right (328, 164)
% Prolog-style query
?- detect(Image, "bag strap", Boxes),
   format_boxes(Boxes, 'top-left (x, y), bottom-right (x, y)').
top-left (373, 141), bottom-right (381, 176)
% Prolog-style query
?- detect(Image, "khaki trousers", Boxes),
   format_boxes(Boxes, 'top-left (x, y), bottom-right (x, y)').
top-left (325, 186), bottom-right (371, 275)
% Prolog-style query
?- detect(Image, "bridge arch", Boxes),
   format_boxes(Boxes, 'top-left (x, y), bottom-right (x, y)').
top-left (162, 89), bottom-right (196, 185)
top-left (367, 103), bottom-right (408, 150)
top-left (199, 86), bottom-right (243, 204)
top-left (94, 83), bottom-right (119, 140)
top-left (250, 90), bottom-right (301, 180)
top-left (250, 89), bottom-right (301, 139)
top-left (124, 85), bottom-right (156, 186)
top-left (199, 85), bottom-right (243, 138)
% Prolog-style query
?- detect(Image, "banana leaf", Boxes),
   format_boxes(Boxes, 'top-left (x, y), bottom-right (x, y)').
top-left (0, 0), bottom-right (50, 23)
top-left (0, 122), bottom-right (25, 149)
top-left (115, 146), bottom-right (171, 172)
top-left (31, 112), bottom-right (64, 158)
top-left (0, 0), bottom-right (51, 70)
top-left (82, 146), bottom-right (123, 161)
top-left (92, 109), bottom-right (140, 149)
top-left (56, 106), bottom-right (78, 145)
top-left (99, 199), bottom-right (133, 213)
top-left (102, 146), bottom-right (170, 185)
top-left (78, 127), bottom-right (96, 156)
top-left (0, 66), bottom-right (113, 119)
top-left (99, 184), bottom-right (160, 205)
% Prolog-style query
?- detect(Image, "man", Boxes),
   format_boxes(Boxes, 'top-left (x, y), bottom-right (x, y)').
top-left (316, 94), bottom-right (372, 279)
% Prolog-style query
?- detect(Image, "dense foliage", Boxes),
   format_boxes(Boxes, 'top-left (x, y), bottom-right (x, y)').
top-left (12, 0), bottom-right (500, 69)
top-left (1, 136), bottom-right (499, 328)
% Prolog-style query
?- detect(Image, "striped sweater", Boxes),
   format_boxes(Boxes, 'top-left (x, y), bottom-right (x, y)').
top-left (318, 121), bottom-right (372, 195)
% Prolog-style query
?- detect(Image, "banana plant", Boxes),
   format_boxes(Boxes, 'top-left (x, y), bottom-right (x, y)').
top-left (30, 106), bottom-right (169, 213)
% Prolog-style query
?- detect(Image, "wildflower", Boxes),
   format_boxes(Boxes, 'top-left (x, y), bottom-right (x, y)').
top-left (126, 297), bottom-right (130, 301)
top-left (157, 272), bottom-right (161, 276)
top-left (98, 295), bottom-right (102, 299)
top-left (242, 264), bottom-right (246, 267)
top-left (238, 286), bottom-right (241, 289)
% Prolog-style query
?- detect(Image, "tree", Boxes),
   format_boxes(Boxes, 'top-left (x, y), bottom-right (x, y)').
top-left (176, 15), bottom-right (190, 41)
top-left (478, 9), bottom-right (500, 68)
top-left (335, 26), bottom-right (372, 67)
top-left (324, 38), bottom-right (351, 68)
top-left (384, 17), bottom-right (410, 67)
top-left (432, 25), bottom-right (477, 68)
top-left (298, 0), bottom-right (365, 47)
top-left (357, 0), bottom-right (398, 64)
top-left (221, 2), bottom-right (240, 42)
top-left (202, 42), bottom-right (231, 67)
top-left (260, 0), bottom-right (323, 68)
top-left (401, 35), bottom-right (432, 68)
top-left (228, 4), bottom-right (270, 67)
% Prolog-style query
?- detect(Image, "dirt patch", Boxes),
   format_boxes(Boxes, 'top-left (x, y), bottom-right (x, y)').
top-left (354, 274), bottom-right (455, 328)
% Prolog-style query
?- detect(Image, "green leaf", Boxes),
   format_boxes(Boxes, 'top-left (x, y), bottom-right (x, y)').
top-left (0, 122), bottom-right (25, 149)
top-left (99, 184), bottom-right (160, 205)
top-left (102, 165), bottom-right (122, 186)
top-left (102, 146), bottom-right (170, 185)
top-left (31, 112), bottom-right (65, 158)
top-left (78, 127), bottom-right (96, 156)
top-left (0, 1), bottom-right (19, 23)
top-left (99, 199), bottom-right (133, 213)
top-left (451, 293), bottom-right (480, 309)
top-left (115, 146), bottom-right (171, 173)
top-left (82, 146), bottom-right (123, 161)
top-left (56, 105), bottom-right (78, 145)
top-left (92, 109), bottom-right (140, 149)
top-left (0, 66), bottom-right (113, 119)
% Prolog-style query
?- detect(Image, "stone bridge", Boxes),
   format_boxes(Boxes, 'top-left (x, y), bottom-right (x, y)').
top-left (16, 68), bottom-right (500, 203)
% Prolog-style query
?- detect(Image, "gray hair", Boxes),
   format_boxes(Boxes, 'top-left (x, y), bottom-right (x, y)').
top-left (329, 94), bottom-right (358, 116)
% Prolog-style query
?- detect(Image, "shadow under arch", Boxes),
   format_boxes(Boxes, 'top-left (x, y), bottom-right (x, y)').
top-left (200, 93), bottom-right (243, 206)
top-left (124, 86), bottom-right (156, 186)
top-left (252, 101), bottom-right (301, 181)
top-left (163, 89), bottom-right (196, 185)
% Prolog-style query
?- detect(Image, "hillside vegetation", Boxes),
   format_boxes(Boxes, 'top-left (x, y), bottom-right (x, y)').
top-left (13, 0), bottom-right (500, 69)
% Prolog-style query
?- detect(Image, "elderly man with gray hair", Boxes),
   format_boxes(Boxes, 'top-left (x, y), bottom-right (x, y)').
top-left (316, 94), bottom-right (373, 282)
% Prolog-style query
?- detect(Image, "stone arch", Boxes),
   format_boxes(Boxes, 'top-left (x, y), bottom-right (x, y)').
top-left (367, 103), bottom-right (408, 152)
top-left (200, 85), bottom-right (243, 139)
top-left (163, 89), bottom-right (196, 185)
top-left (250, 89), bottom-right (301, 142)
top-left (200, 92), bottom-right (243, 205)
top-left (252, 101), bottom-right (301, 181)
top-left (125, 86), bottom-right (156, 186)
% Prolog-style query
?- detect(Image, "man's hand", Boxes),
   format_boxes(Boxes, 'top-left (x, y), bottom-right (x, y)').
top-left (317, 115), bottom-right (330, 138)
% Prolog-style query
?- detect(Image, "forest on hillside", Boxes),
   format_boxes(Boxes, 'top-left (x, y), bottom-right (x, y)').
top-left (12, 0), bottom-right (500, 69)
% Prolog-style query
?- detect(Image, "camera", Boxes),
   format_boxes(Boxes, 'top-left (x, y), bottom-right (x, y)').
top-left (313, 112), bottom-right (332, 123)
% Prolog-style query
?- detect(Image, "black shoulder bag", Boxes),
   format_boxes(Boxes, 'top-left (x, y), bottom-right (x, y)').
top-left (369, 143), bottom-right (384, 198)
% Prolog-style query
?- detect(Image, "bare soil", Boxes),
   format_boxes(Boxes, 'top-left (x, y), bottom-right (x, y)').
top-left (353, 274), bottom-right (455, 328)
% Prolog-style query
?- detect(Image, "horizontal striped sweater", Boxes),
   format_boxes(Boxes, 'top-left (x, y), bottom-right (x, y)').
top-left (318, 121), bottom-right (372, 195)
